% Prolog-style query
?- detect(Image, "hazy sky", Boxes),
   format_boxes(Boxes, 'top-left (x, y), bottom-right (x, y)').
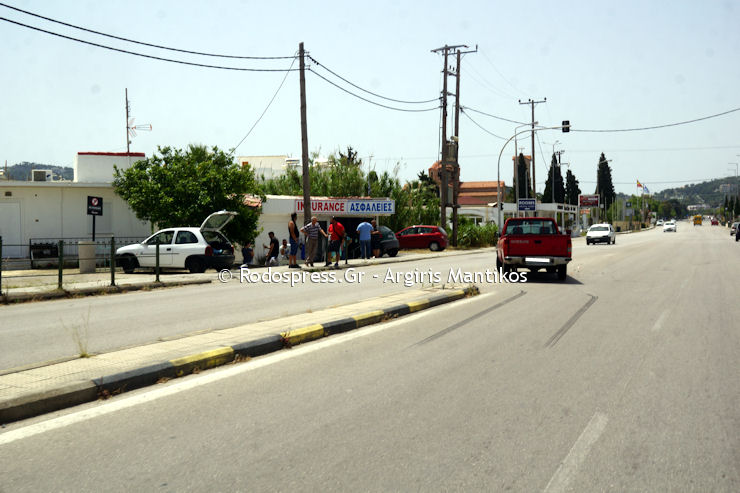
top-left (2, 0), bottom-right (739, 194)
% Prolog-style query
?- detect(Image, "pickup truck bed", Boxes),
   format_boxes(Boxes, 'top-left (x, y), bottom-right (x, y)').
top-left (496, 217), bottom-right (572, 281)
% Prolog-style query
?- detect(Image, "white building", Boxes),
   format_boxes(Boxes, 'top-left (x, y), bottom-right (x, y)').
top-left (252, 195), bottom-right (395, 262)
top-left (0, 152), bottom-right (151, 258)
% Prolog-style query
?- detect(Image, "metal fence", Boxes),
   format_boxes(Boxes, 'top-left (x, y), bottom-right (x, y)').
top-left (0, 236), bottom-right (146, 293)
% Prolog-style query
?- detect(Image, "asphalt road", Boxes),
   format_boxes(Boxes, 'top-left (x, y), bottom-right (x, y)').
top-left (1, 221), bottom-right (738, 491)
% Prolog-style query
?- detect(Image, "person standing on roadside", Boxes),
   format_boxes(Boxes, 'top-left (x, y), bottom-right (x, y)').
top-left (370, 219), bottom-right (382, 259)
top-left (326, 216), bottom-right (345, 268)
top-left (288, 212), bottom-right (300, 268)
top-left (356, 219), bottom-right (373, 260)
top-left (300, 216), bottom-right (327, 267)
top-left (263, 231), bottom-right (279, 266)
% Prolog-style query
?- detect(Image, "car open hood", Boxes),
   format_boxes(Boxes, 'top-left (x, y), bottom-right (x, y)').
top-left (200, 210), bottom-right (237, 232)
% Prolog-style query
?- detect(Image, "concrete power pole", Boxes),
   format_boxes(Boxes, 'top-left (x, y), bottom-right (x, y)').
top-left (519, 98), bottom-right (546, 200)
top-left (299, 42), bottom-right (311, 226)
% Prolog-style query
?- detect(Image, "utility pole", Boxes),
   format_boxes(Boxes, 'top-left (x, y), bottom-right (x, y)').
top-left (299, 42), bottom-right (311, 226)
top-left (431, 44), bottom-right (475, 242)
top-left (125, 88), bottom-right (130, 154)
top-left (519, 98), bottom-right (546, 200)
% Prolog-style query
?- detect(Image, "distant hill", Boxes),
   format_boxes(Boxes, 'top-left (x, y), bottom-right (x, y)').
top-left (2, 162), bottom-right (74, 181)
top-left (655, 177), bottom-right (740, 207)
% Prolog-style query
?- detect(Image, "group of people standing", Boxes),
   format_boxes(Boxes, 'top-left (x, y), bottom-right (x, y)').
top-left (243, 214), bottom-right (382, 268)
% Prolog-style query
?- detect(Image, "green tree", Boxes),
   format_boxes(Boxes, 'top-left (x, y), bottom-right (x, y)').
top-left (596, 153), bottom-right (616, 220)
top-left (565, 169), bottom-right (581, 205)
top-left (543, 153), bottom-right (565, 203)
top-left (515, 153), bottom-right (531, 199)
top-left (112, 144), bottom-right (262, 244)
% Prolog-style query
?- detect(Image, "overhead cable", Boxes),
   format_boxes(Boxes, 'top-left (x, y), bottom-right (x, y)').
top-left (307, 55), bottom-right (438, 105)
top-left (309, 69), bottom-right (439, 113)
top-left (231, 55), bottom-right (298, 153)
top-left (461, 106), bottom-right (528, 125)
top-left (573, 107), bottom-right (740, 132)
top-left (0, 17), bottom-right (298, 72)
top-left (460, 109), bottom-right (506, 140)
top-left (0, 2), bottom-right (294, 60)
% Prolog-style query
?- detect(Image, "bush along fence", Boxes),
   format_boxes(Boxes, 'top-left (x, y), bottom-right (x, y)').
top-left (0, 236), bottom-right (148, 294)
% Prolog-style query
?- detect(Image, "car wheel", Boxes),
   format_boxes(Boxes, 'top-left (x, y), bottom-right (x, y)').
top-left (586, 239), bottom-right (591, 245)
top-left (429, 241), bottom-right (440, 251)
top-left (612, 237), bottom-right (616, 245)
top-left (120, 255), bottom-right (137, 274)
top-left (387, 248), bottom-right (398, 257)
top-left (186, 257), bottom-right (206, 274)
top-left (557, 264), bottom-right (567, 281)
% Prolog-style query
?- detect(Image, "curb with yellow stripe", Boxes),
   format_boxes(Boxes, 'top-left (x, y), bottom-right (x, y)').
top-left (0, 286), bottom-right (478, 423)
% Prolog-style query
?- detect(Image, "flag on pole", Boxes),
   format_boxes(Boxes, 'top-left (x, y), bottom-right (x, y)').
top-left (643, 185), bottom-right (650, 194)
top-left (636, 180), bottom-right (643, 188)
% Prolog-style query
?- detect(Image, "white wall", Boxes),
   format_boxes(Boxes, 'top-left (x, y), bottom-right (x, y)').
top-left (74, 152), bottom-right (145, 183)
top-left (0, 182), bottom-right (151, 256)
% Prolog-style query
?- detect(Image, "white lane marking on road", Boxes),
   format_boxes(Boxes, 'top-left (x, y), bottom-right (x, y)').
top-left (651, 309), bottom-right (669, 332)
top-left (0, 292), bottom-right (495, 446)
top-left (544, 411), bottom-right (609, 493)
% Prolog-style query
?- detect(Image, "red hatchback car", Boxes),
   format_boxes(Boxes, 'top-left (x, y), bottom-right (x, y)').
top-left (396, 225), bottom-right (448, 251)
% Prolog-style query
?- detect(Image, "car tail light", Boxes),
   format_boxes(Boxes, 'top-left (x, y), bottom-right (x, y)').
top-left (205, 245), bottom-right (213, 256)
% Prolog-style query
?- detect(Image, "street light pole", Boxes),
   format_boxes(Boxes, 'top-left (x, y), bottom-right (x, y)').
top-left (497, 125), bottom-right (563, 230)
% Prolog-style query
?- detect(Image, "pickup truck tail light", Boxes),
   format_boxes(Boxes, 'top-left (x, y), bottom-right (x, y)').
top-left (205, 245), bottom-right (213, 256)
top-left (567, 241), bottom-right (572, 255)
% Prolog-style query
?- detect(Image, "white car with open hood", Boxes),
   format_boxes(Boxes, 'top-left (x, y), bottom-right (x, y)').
top-left (116, 211), bottom-right (237, 273)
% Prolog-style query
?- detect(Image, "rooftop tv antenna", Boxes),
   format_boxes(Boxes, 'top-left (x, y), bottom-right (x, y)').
top-left (125, 88), bottom-right (152, 153)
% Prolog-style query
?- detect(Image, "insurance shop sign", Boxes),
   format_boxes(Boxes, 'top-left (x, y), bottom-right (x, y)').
top-left (295, 198), bottom-right (395, 216)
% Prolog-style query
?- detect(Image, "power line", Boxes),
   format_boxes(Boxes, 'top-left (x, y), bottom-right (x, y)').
top-left (460, 109), bottom-right (506, 140)
top-left (231, 55), bottom-right (298, 154)
top-left (460, 106), bottom-right (528, 125)
top-left (308, 69), bottom-right (439, 113)
top-left (573, 106), bottom-right (740, 132)
top-left (0, 16), bottom-right (298, 72)
top-left (0, 2), bottom-right (294, 60)
top-left (307, 55), bottom-right (438, 105)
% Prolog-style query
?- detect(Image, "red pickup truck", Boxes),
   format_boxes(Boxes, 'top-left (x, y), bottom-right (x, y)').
top-left (496, 217), bottom-right (572, 281)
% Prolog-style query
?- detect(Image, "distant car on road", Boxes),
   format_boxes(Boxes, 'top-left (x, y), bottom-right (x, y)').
top-left (396, 225), bottom-right (448, 251)
top-left (731, 221), bottom-right (739, 236)
top-left (586, 223), bottom-right (616, 245)
top-left (663, 220), bottom-right (677, 232)
top-left (711, 218), bottom-right (719, 226)
top-left (116, 211), bottom-right (236, 273)
top-left (656, 219), bottom-right (664, 226)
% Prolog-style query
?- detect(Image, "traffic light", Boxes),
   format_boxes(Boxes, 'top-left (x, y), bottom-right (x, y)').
top-left (562, 120), bottom-right (570, 133)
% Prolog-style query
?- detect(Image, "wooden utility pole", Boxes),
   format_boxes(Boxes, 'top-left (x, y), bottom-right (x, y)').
top-left (299, 42), bottom-right (311, 226)
top-left (519, 98), bottom-right (546, 199)
top-left (440, 47), bottom-right (449, 230)
top-left (451, 50), bottom-right (462, 246)
top-left (431, 44), bottom-right (474, 238)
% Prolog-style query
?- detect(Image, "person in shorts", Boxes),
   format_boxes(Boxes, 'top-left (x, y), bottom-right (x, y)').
top-left (326, 216), bottom-right (345, 268)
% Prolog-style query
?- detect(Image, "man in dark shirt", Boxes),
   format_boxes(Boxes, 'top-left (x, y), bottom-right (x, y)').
top-left (263, 231), bottom-right (279, 266)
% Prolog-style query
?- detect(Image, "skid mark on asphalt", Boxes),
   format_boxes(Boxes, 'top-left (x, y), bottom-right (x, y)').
top-left (544, 294), bottom-right (598, 348)
top-left (412, 291), bottom-right (527, 347)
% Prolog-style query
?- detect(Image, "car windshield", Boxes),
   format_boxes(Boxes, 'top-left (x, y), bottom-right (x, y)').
top-left (590, 226), bottom-right (608, 232)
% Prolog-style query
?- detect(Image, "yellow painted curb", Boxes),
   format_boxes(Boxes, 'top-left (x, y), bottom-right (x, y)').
top-left (170, 347), bottom-right (234, 376)
top-left (407, 300), bottom-right (430, 313)
top-left (352, 310), bottom-right (385, 327)
top-left (282, 324), bottom-right (326, 346)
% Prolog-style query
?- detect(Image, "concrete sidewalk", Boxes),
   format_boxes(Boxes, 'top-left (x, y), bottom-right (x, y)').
top-left (0, 285), bottom-right (478, 424)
